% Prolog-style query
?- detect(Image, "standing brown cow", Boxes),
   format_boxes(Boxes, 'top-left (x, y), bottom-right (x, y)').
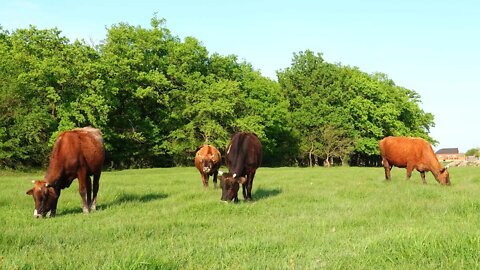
top-left (379, 136), bottom-right (450, 185)
top-left (194, 145), bottom-right (221, 189)
top-left (26, 127), bottom-right (105, 218)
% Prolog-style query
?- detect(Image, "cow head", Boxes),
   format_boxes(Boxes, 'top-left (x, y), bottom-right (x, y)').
top-left (218, 171), bottom-right (246, 202)
top-left (437, 167), bottom-right (450, 185)
top-left (26, 180), bottom-right (58, 218)
top-left (197, 153), bottom-right (216, 174)
top-left (201, 156), bottom-right (215, 174)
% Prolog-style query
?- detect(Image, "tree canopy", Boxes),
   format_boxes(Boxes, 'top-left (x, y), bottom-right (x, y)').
top-left (465, 148), bottom-right (480, 158)
top-left (277, 51), bottom-right (434, 166)
top-left (0, 18), bottom-right (435, 169)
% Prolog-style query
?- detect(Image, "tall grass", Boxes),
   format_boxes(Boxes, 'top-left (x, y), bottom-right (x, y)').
top-left (1, 166), bottom-right (480, 269)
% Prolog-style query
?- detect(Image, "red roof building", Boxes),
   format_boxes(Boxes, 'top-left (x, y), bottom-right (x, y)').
top-left (435, 148), bottom-right (465, 161)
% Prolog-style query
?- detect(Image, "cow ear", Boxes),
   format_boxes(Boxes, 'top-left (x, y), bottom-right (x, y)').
top-left (26, 188), bottom-right (34, 196)
top-left (237, 177), bottom-right (247, 185)
top-left (48, 188), bottom-right (58, 199)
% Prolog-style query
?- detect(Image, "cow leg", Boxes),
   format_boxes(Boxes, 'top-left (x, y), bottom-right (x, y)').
top-left (91, 172), bottom-right (101, 211)
top-left (50, 187), bottom-right (61, 217)
top-left (406, 165), bottom-right (414, 180)
top-left (420, 171), bottom-right (426, 184)
top-left (241, 174), bottom-right (248, 200)
top-left (86, 175), bottom-right (92, 210)
top-left (201, 174), bottom-right (208, 189)
top-left (213, 171), bottom-right (218, 189)
top-left (234, 194), bottom-right (239, 203)
top-left (382, 159), bottom-right (391, 180)
top-left (246, 172), bottom-right (256, 201)
top-left (78, 169), bottom-right (90, 214)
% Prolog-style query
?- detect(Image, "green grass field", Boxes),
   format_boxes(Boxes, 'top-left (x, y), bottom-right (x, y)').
top-left (1, 166), bottom-right (480, 269)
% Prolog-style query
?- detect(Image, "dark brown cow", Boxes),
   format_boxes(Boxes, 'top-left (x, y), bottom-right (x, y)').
top-left (26, 127), bottom-right (105, 218)
top-left (194, 145), bottom-right (221, 189)
top-left (379, 136), bottom-right (450, 185)
top-left (219, 132), bottom-right (262, 202)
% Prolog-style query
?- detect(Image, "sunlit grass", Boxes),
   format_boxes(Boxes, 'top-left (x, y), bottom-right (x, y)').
top-left (1, 166), bottom-right (480, 269)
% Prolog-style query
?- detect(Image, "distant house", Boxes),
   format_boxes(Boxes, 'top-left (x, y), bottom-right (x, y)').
top-left (435, 148), bottom-right (465, 161)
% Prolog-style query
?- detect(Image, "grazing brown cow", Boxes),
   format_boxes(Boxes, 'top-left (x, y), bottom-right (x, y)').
top-left (219, 132), bottom-right (262, 202)
top-left (194, 145), bottom-right (221, 189)
top-left (26, 127), bottom-right (105, 218)
top-left (379, 136), bottom-right (450, 185)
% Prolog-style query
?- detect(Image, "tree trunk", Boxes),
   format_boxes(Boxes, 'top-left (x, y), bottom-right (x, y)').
top-left (324, 156), bottom-right (330, 167)
top-left (340, 156), bottom-right (347, 166)
top-left (308, 151), bottom-right (313, 167)
top-left (308, 142), bottom-right (314, 167)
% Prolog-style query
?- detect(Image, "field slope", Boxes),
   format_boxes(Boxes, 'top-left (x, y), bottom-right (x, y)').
top-left (1, 166), bottom-right (480, 269)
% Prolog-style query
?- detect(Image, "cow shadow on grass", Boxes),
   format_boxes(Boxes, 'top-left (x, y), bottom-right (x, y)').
top-left (106, 192), bottom-right (168, 206)
top-left (252, 187), bottom-right (282, 201)
top-left (57, 192), bottom-right (168, 216)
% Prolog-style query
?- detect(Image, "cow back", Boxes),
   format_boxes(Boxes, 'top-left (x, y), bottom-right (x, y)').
top-left (45, 127), bottom-right (105, 185)
top-left (379, 136), bottom-right (437, 168)
top-left (226, 132), bottom-right (262, 176)
top-left (76, 128), bottom-right (105, 173)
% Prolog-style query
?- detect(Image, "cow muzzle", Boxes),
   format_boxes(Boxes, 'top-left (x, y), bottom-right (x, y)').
top-left (34, 209), bottom-right (40, 219)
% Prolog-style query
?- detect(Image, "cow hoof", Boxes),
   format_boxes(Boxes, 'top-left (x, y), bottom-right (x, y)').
top-left (82, 208), bottom-right (90, 214)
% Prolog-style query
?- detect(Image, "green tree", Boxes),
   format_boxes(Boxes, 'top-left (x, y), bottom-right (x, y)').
top-left (278, 50), bottom-right (435, 166)
top-left (0, 26), bottom-right (97, 167)
top-left (465, 148), bottom-right (480, 158)
top-left (97, 17), bottom-right (181, 167)
top-left (166, 53), bottom-right (294, 166)
top-left (318, 125), bottom-right (355, 166)
top-left (0, 21), bottom-right (437, 169)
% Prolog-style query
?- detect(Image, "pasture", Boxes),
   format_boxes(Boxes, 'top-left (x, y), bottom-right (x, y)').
top-left (1, 166), bottom-right (480, 269)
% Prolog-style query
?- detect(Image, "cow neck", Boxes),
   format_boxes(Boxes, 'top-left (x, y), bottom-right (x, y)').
top-left (429, 160), bottom-right (444, 179)
top-left (44, 138), bottom-right (64, 185)
top-left (44, 160), bottom-right (62, 185)
top-left (229, 135), bottom-right (246, 176)
top-left (231, 155), bottom-right (245, 176)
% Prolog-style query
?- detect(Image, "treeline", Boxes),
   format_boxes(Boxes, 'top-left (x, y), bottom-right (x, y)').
top-left (0, 17), bottom-right (434, 169)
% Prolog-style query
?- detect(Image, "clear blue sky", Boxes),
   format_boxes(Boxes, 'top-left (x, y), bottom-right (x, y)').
top-left (2, 0), bottom-right (479, 152)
